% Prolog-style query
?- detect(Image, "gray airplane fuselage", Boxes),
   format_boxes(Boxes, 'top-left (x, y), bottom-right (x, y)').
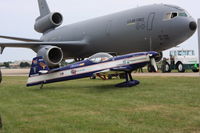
top-left (40, 4), bottom-right (196, 58)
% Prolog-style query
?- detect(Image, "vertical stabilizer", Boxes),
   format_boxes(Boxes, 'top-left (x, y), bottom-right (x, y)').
top-left (38, 0), bottom-right (50, 17)
top-left (29, 56), bottom-right (50, 77)
top-left (35, 0), bottom-right (63, 33)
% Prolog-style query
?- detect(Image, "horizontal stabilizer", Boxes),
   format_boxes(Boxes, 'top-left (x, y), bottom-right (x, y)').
top-left (0, 35), bottom-right (41, 42)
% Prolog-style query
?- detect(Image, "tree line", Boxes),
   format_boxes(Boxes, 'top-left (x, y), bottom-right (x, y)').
top-left (0, 62), bottom-right (31, 68)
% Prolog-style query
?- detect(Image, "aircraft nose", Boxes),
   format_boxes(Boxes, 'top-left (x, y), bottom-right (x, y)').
top-left (189, 21), bottom-right (197, 31)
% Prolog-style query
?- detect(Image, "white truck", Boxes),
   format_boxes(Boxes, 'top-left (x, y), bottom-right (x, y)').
top-left (162, 50), bottom-right (199, 73)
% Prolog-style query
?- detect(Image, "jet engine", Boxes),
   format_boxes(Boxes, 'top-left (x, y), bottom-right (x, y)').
top-left (34, 12), bottom-right (63, 33)
top-left (37, 46), bottom-right (63, 68)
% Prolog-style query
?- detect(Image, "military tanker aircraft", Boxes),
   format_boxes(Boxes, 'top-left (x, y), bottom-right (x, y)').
top-left (27, 51), bottom-right (158, 88)
top-left (0, 0), bottom-right (197, 70)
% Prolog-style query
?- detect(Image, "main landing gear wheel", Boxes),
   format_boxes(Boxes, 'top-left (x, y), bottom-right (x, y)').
top-left (115, 72), bottom-right (140, 87)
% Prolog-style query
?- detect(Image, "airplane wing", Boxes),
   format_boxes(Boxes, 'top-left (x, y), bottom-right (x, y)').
top-left (95, 66), bottom-right (133, 76)
top-left (0, 40), bottom-right (88, 48)
top-left (94, 68), bottom-right (125, 77)
top-left (110, 66), bottom-right (133, 72)
top-left (0, 35), bottom-right (41, 42)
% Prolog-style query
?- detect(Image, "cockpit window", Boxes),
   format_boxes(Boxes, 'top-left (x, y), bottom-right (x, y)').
top-left (164, 13), bottom-right (171, 20)
top-left (163, 11), bottom-right (190, 20)
top-left (171, 12), bottom-right (178, 18)
top-left (163, 12), bottom-right (178, 20)
top-left (179, 11), bottom-right (191, 17)
top-left (179, 12), bottom-right (187, 17)
top-left (89, 53), bottom-right (113, 63)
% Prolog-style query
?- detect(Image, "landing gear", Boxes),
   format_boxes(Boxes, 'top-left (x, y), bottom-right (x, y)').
top-left (115, 72), bottom-right (139, 87)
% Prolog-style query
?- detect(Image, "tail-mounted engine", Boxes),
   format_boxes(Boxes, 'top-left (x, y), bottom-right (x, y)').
top-left (34, 12), bottom-right (63, 33)
top-left (37, 46), bottom-right (63, 68)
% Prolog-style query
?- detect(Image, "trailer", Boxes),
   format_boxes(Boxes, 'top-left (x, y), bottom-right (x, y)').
top-left (161, 50), bottom-right (199, 73)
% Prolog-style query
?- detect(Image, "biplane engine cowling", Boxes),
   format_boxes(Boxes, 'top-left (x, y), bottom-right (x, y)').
top-left (34, 12), bottom-right (63, 33)
top-left (37, 46), bottom-right (63, 68)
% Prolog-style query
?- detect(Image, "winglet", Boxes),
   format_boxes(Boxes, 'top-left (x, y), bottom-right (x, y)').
top-left (29, 56), bottom-right (50, 77)
top-left (38, 0), bottom-right (50, 17)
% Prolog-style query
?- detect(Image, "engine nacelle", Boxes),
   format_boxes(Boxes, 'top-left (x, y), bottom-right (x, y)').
top-left (34, 12), bottom-right (63, 33)
top-left (37, 46), bottom-right (63, 68)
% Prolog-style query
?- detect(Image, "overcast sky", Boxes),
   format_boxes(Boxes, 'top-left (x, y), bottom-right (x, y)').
top-left (0, 0), bottom-right (199, 62)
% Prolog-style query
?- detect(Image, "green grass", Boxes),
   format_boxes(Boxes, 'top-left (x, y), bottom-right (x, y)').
top-left (0, 76), bottom-right (200, 133)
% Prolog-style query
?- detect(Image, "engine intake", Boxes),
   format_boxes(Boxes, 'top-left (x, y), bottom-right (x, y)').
top-left (34, 12), bottom-right (63, 33)
top-left (37, 46), bottom-right (63, 68)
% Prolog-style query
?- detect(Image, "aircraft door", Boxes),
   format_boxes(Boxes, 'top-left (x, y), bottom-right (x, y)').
top-left (106, 20), bottom-right (112, 36)
top-left (147, 13), bottom-right (155, 31)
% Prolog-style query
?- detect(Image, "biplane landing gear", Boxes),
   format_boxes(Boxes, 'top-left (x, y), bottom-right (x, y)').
top-left (115, 72), bottom-right (139, 87)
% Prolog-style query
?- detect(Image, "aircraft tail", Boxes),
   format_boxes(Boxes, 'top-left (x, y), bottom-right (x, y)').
top-left (29, 56), bottom-right (50, 77)
top-left (35, 0), bottom-right (63, 33)
top-left (37, 0), bottom-right (50, 18)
